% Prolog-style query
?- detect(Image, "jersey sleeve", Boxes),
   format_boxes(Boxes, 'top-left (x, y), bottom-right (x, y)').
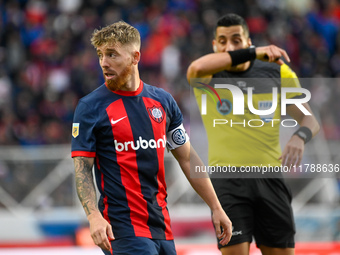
top-left (165, 93), bottom-right (189, 150)
top-left (280, 63), bottom-right (302, 99)
top-left (71, 100), bottom-right (97, 158)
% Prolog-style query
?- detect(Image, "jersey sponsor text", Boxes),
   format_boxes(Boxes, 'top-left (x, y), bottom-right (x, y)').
top-left (114, 135), bottom-right (166, 152)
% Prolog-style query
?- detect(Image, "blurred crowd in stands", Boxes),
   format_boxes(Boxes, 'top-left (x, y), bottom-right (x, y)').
top-left (0, 0), bottom-right (340, 146)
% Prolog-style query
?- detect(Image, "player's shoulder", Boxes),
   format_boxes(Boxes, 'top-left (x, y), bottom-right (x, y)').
top-left (247, 60), bottom-right (295, 80)
top-left (280, 63), bottom-right (297, 78)
top-left (254, 60), bottom-right (296, 75)
top-left (77, 83), bottom-right (108, 107)
top-left (142, 82), bottom-right (173, 101)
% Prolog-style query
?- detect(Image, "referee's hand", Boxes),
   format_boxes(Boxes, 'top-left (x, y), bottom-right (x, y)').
top-left (280, 135), bottom-right (305, 167)
top-left (255, 45), bottom-right (290, 65)
top-left (211, 207), bottom-right (232, 246)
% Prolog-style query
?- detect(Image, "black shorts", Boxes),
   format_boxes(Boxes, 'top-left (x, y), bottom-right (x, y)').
top-left (211, 178), bottom-right (295, 249)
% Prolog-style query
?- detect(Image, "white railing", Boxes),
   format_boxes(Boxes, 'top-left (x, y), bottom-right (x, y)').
top-left (0, 140), bottom-right (339, 242)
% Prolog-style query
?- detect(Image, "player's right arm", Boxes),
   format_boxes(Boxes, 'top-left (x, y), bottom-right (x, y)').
top-left (73, 156), bottom-right (114, 251)
top-left (186, 45), bottom-right (290, 82)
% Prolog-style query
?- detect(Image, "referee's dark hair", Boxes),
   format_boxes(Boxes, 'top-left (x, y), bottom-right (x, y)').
top-left (215, 13), bottom-right (250, 38)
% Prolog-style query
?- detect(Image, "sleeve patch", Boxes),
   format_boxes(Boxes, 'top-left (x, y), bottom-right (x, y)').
top-left (72, 123), bottom-right (79, 138)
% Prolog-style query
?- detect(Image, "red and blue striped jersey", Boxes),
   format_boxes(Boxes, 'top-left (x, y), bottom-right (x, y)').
top-left (71, 80), bottom-right (184, 240)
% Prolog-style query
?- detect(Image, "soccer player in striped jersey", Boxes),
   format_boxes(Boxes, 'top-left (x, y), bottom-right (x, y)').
top-left (71, 21), bottom-right (232, 255)
top-left (187, 14), bottom-right (320, 255)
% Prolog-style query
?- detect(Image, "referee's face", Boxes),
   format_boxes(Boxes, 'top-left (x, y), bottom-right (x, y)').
top-left (213, 25), bottom-right (251, 53)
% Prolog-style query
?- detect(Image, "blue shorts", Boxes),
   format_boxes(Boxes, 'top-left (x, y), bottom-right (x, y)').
top-left (102, 236), bottom-right (177, 255)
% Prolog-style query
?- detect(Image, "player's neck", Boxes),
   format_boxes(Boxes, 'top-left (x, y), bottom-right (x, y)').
top-left (120, 70), bottom-right (140, 92)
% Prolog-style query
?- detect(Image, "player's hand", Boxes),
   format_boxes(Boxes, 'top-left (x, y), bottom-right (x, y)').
top-left (88, 211), bottom-right (115, 251)
top-left (255, 45), bottom-right (290, 65)
top-left (211, 207), bottom-right (232, 246)
top-left (279, 135), bottom-right (305, 167)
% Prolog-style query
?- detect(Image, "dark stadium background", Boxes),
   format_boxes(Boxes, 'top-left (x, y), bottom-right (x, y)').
top-left (0, 0), bottom-right (339, 254)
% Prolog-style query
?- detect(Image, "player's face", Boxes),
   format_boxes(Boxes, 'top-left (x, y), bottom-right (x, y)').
top-left (97, 43), bottom-right (134, 91)
top-left (213, 25), bottom-right (251, 53)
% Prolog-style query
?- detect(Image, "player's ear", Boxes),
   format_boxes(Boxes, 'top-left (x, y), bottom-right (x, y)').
top-left (132, 51), bottom-right (140, 65)
top-left (247, 38), bottom-right (252, 47)
top-left (212, 40), bottom-right (217, 52)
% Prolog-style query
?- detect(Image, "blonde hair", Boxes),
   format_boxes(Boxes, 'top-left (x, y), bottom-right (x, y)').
top-left (91, 21), bottom-right (141, 50)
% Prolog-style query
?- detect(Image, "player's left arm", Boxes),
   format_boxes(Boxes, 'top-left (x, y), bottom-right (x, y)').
top-left (280, 103), bottom-right (320, 166)
top-left (171, 142), bottom-right (232, 246)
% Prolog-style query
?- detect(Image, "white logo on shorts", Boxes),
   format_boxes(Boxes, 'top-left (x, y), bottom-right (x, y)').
top-left (232, 226), bottom-right (243, 236)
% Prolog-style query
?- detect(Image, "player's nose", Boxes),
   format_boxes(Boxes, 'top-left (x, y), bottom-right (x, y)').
top-left (225, 42), bottom-right (235, 52)
top-left (100, 56), bottom-right (110, 68)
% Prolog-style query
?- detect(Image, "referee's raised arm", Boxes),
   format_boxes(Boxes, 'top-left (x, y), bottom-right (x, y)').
top-left (186, 45), bottom-right (291, 84)
top-left (186, 52), bottom-right (232, 82)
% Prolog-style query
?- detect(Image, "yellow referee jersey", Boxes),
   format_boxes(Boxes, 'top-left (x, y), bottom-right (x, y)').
top-left (193, 61), bottom-right (302, 167)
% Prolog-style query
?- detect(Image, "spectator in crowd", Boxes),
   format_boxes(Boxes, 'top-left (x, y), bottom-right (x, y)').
top-left (0, 0), bottom-right (339, 146)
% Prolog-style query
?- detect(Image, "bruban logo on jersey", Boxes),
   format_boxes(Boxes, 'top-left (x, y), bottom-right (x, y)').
top-left (147, 106), bottom-right (164, 123)
top-left (114, 135), bottom-right (166, 152)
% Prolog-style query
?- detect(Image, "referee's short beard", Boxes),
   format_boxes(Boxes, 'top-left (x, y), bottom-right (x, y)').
top-left (105, 62), bottom-right (133, 91)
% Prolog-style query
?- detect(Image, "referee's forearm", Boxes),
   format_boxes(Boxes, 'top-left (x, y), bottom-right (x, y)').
top-left (287, 103), bottom-right (320, 138)
top-left (186, 52), bottom-right (232, 80)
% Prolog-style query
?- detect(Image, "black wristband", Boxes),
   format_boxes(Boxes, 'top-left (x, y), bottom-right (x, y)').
top-left (293, 126), bottom-right (312, 144)
top-left (228, 47), bottom-right (256, 66)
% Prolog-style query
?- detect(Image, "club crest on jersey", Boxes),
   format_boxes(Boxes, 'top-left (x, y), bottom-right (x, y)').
top-left (148, 106), bottom-right (164, 123)
top-left (72, 123), bottom-right (79, 138)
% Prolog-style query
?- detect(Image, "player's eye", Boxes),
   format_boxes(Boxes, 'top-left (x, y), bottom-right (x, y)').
top-left (233, 39), bottom-right (241, 44)
top-left (107, 52), bottom-right (117, 58)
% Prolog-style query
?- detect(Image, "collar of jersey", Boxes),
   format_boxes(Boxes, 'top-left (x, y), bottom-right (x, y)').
top-left (106, 80), bottom-right (143, 96)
